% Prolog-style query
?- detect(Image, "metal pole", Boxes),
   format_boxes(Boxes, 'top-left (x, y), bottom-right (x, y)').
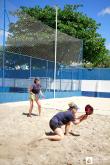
top-left (54, 6), bottom-right (58, 98)
top-left (30, 57), bottom-right (32, 78)
top-left (46, 60), bottom-right (48, 91)
top-left (2, 0), bottom-right (6, 88)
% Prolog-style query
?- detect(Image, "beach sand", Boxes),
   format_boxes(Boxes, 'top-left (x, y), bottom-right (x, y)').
top-left (0, 96), bottom-right (110, 165)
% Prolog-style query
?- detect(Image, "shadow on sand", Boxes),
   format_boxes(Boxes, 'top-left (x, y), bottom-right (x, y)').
top-left (69, 132), bottom-right (80, 136)
top-left (22, 112), bottom-right (38, 116)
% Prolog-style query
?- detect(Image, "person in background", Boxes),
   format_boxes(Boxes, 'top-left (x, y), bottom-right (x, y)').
top-left (27, 78), bottom-right (44, 117)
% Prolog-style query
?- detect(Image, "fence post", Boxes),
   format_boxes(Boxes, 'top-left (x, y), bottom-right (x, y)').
top-left (2, 0), bottom-right (6, 89)
top-left (46, 60), bottom-right (48, 91)
top-left (71, 69), bottom-right (73, 91)
top-left (60, 67), bottom-right (62, 91)
top-left (29, 57), bottom-right (32, 78)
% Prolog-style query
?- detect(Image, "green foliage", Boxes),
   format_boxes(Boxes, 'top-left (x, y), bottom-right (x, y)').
top-left (7, 4), bottom-right (109, 67)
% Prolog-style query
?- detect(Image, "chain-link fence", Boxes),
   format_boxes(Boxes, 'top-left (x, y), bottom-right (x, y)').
top-left (0, 50), bottom-right (81, 93)
top-left (0, 0), bottom-right (83, 98)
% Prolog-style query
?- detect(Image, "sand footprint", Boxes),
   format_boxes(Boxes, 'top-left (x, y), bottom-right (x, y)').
top-left (28, 134), bottom-right (47, 148)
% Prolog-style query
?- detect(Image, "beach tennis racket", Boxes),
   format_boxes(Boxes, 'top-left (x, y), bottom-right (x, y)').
top-left (85, 104), bottom-right (93, 115)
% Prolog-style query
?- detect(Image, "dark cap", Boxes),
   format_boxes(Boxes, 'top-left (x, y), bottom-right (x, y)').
top-left (34, 78), bottom-right (40, 83)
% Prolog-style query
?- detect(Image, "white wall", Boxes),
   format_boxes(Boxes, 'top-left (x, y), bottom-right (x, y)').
top-left (1, 78), bottom-right (110, 93)
top-left (81, 80), bottom-right (110, 93)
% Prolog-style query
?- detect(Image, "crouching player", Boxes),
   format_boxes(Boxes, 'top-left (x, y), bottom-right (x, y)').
top-left (46, 102), bottom-right (93, 141)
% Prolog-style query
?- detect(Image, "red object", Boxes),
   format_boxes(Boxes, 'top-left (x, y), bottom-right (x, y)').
top-left (85, 105), bottom-right (93, 115)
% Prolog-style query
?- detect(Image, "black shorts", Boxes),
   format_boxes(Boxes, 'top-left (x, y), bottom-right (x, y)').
top-left (49, 118), bottom-right (61, 131)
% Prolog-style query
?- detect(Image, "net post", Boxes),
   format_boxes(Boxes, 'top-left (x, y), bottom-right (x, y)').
top-left (54, 5), bottom-right (58, 98)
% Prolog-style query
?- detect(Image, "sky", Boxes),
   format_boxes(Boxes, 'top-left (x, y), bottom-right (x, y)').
top-left (0, 0), bottom-right (110, 50)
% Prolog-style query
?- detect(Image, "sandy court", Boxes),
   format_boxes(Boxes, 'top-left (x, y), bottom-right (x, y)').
top-left (0, 96), bottom-right (110, 165)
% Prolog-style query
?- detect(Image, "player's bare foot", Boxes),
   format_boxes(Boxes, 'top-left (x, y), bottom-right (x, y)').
top-left (27, 114), bottom-right (31, 117)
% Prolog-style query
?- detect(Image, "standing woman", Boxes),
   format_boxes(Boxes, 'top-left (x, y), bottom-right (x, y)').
top-left (28, 78), bottom-right (43, 117)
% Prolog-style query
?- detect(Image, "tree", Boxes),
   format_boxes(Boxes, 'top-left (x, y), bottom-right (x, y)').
top-left (7, 4), bottom-right (108, 67)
